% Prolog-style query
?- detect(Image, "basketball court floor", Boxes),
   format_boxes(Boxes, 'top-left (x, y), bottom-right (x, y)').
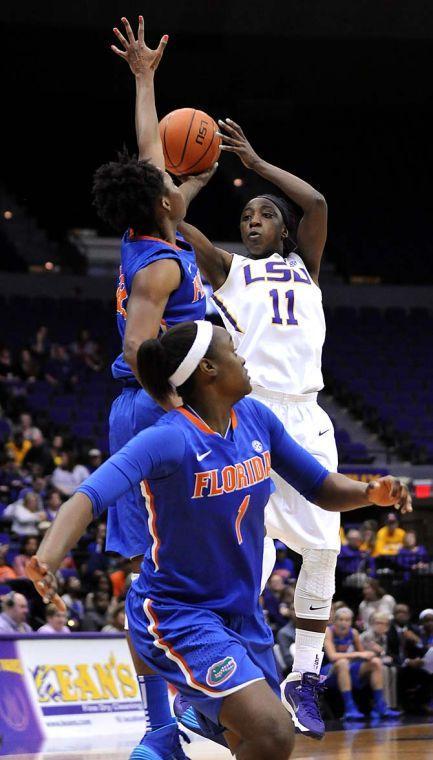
top-left (4, 718), bottom-right (433, 760)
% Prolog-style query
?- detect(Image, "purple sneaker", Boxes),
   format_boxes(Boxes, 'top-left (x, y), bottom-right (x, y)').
top-left (174, 693), bottom-right (228, 748)
top-left (281, 671), bottom-right (325, 741)
top-left (129, 722), bottom-right (191, 760)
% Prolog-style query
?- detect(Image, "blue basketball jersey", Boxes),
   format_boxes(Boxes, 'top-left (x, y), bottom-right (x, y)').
top-left (79, 397), bottom-right (328, 617)
top-left (112, 231), bottom-right (206, 380)
top-left (331, 626), bottom-right (356, 653)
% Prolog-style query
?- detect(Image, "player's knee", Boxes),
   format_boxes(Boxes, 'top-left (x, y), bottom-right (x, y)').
top-left (258, 712), bottom-right (294, 759)
top-left (371, 656), bottom-right (382, 669)
top-left (334, 658), bottom-right (349, 671)
top-left (294, 548), bottom-right (338, 619)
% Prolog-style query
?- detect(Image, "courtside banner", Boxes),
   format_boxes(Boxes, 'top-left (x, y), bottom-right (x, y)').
top-left (0, 633), bottom-right (144, 750)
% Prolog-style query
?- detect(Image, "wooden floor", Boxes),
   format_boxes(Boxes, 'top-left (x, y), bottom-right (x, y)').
top-left (5, 721), bottom-right (433, 760)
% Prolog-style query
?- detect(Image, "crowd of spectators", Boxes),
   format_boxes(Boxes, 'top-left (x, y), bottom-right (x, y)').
top-left (0, 325), bottom-right (131, 636)
top-left (261, 518), bottom-right (433, 720)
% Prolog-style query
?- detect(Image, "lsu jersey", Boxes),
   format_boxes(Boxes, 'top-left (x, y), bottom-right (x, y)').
top-left (212, 251), bottom-right (326, 395)
top-left (78, 397), bottom-right (328, 617)
top-left (112, 231), bottom-right (206, 380)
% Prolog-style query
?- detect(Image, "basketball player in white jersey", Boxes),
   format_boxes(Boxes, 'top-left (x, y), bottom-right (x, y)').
top-left (121, 24), bottom-right (338, 740)
top-left (179, 120), bottom-right (339, 740)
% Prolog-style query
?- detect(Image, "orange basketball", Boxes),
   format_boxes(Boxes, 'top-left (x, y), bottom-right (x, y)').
top-left (159, 108), bottom-right (221, 176)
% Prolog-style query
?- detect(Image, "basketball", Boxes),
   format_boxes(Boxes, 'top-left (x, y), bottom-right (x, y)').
top-left (159, 108), bottom-right (221, 176)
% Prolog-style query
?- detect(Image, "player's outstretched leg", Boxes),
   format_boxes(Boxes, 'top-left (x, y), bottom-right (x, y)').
top-left (220, 680), bottom-right (294, 759)
top-left (128, 642), bottom-right (191, 760)
top-left (174, 692), bottom-right (229, 748)
top-left (280, 547), bottom-right (338, 740)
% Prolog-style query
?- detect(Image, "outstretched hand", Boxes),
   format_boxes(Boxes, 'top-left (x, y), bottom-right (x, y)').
top-left (366, 476), bottom-right (412, 513)
top-left (216, 119), bottom-right (260, 169)
top-left (179, 162), bottom-right (219, 187)
top-left (112, 15), bottom-right (168, 76)
top-left (26, 556), bottom-right (66, 611)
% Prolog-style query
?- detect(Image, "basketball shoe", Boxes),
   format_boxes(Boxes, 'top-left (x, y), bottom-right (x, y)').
top-left (281, 671), bottom-right (325, 740)
top-left (129, 723), bottom-right (190, 760)
top-left (174, 693), bottom-right (228, 747)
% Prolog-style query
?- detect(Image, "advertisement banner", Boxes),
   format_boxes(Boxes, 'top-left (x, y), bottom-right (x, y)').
top-left (0, 634), bottom-right (145, 751)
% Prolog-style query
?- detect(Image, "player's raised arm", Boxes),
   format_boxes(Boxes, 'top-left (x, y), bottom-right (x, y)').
top-left (217, 118), bottom-right (327, 283)
top-left (178, 220), bottom-right (233, 290)
top-left (112, 15), bottom-right (168, 168)
top-left (122, 259), bottom-right (181, 378)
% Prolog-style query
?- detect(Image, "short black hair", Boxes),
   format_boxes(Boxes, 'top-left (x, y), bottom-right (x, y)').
top-left (92, 150), bottom-right (166, 234)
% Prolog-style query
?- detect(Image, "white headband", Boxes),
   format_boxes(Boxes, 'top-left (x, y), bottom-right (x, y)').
top-left (169, 321), bottom-right (213, 387)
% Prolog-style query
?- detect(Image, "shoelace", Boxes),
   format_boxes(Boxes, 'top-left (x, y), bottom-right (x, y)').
top-left (296, 680), bottom-right (326, 720)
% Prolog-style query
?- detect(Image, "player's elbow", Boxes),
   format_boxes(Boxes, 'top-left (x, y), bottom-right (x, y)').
top-left (310, 192), bottom-right (327, 211)
top-left (123, 341), bottom-right (139, 372)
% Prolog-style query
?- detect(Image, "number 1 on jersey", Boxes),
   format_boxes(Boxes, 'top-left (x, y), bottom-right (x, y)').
top-left (235, 495), bottom-right (251, 545)
top-left (269, 289), bottom-right (298, 326)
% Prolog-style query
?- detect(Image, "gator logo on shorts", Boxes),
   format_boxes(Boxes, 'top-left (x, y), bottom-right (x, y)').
top-left (206, 656), bottom-right (237, 687)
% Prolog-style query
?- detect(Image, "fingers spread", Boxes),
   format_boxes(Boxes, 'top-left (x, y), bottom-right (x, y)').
top-left (138, 15), bottom-right (145, 43)
top-left (113, 27), bottom-right (129, 49)
top-left (121, 17), bottom-right (135, 45)
top-left (111, 45), bottom-right (128, 58)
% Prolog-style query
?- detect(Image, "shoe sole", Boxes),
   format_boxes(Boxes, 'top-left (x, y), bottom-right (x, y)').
top-left (129, 747), bottom-right (163, 760)
top-left (281, 688), bottom-right (324, 741)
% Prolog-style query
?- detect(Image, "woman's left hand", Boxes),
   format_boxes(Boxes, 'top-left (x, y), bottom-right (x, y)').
top-left (366, 477), bottom-right (412, 513)
top-left (216, 119), bottom-right (261, 169)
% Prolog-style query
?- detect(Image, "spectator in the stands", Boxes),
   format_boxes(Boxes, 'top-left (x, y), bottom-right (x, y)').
top-left (390, 603), bottom-right (421, 660)
top-left (276, 600), bottom-right (296, 675)
top-left (61, 576), bottom-right (85, 622)
top-left (38, 604), bottom-right (70, 634)
top-left (337, 528), bottom-right (374, 577)
top-left (0, 592), bottom-right (32, 633)
top-left (50, 434), bottom-right (64, 467)
top-left (395, 529), bottom-right (429, 580)
top-left (419, 609), bottom-right (433, 648)
top-left (359, 520), bottom-right (377, 554)
top-left (361, 612), bottom-right (399, 664)
top-left (373, 512), bottom-right (405, 557)
top-left (23, 429), bottom-right (55, 476)
top-left (0, 450), bottom-right (24, 503)
top-left (0, 347), bottom-right (17, 380)
top-left (81, 590), bottom-right (110, 631)
top-left (0, 538), bottom-right (17, 583)
top-left (45, 344), bottom-right (78, 389)
top-left (88, 448), bottom-right (103, 472)
top-left (273, 541), bottom-right (295, 578)
top-left (51, 450), bottom-right (89, 497)
top-left (87, 522), bottom-right (106, 555)
top-left (322, 607), bottom-right (400, 720)
top-left (31, 326), bottom-right (50, 360)
top-left (262, 573), bottom-right (288, 632)
top-left (13, 535), bottom-right (40, 577)
top-left (358, 579), bottom-right (396, 631)
top-left (6, 430), bottom-right (32, 465)
top-left (16, 348), bottom-right (40, 383)
top-left (4, 491), bottom-right (46, 537)
top-left (102, 602), bottom-right (126, 633)
top-left (19, 412), bottom-right (39, 442)
top-left (44, 490), bottom-right (62, 522)
top-left (18, 475), bottom-right (47, 509)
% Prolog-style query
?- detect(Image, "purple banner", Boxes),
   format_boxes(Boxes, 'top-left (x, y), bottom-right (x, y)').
top-left (0, 638), bottom-right (44, 754)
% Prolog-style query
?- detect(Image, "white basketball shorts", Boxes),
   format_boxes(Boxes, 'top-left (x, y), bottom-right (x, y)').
top-left (250, 386), bottom-right (341, 555)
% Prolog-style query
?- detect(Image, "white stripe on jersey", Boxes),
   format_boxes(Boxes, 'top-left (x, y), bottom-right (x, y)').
top-left (212, 251), bottom-right (325, 395)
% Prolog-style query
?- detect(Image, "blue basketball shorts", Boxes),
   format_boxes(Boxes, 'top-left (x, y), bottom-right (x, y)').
top-left (321, 659), bottom-right (364, 690)
top-left (106, 387), bottom-right (165, 557)
top-left (126, 586), bottom-right (280, 726)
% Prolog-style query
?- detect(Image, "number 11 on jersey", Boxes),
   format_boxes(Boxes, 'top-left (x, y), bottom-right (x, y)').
top-left (235, 495), bottom-right (251, 545)
top-left (269, 289), bottom-right (298, 326)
